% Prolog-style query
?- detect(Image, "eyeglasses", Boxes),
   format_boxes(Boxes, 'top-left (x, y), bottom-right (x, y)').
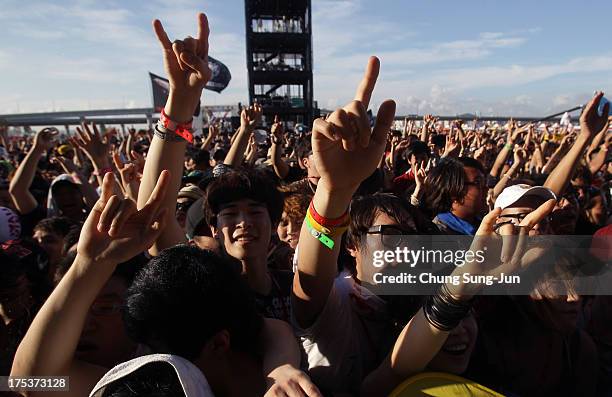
top-left (493, 213), bottom-right (550, 234)
top-left (366, 224), bottom-right (417, 247)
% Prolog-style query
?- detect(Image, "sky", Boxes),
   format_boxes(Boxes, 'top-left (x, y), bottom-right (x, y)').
top-left (1, 0), bottom-right (612, 118)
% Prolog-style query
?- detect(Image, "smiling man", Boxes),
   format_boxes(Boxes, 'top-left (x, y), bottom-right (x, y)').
top-left (205, 169), bottom-right (293, 322)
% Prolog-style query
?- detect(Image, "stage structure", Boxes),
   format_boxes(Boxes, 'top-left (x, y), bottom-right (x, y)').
top-left (244, 0), bottom-right (317, 125)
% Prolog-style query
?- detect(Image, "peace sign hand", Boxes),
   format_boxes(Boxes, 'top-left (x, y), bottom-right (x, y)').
top-left (77, 170), bottom-right (169, 266)
top-left (312, 56), bottom-right (396, 193)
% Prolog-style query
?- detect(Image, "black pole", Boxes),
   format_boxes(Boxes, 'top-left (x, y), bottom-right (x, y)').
top-left (533, 105), bottom-right (583, 124)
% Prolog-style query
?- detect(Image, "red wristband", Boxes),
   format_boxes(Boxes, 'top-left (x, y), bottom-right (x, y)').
top-left (160, 108), bottom-right (194, 143)
top-left (309, 200), bottom-right (349, 227)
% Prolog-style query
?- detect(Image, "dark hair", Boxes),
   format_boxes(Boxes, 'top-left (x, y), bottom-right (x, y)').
top-left (101, 361), bottom-right (183, 397)
top-left (403, 140), bottom-right (430, 162)
top-left (212, 148), bottom-right (226, 162)
top-left (205, 168), bottom-right (283, 227)
top-left (54, 251), bottom-right (147, 287)
top-left (346, 193), bottom-right (438, 251)
top-left (430, 134), bottom-right (446, 149)
top-left (124, 246), bottom-right (263, 360)
top-left (34, 216), bottom-right (78, 237)
top-left (193, 149), bottom-right (211, 166)
top-left (423, 157), bottom-right (484, 215)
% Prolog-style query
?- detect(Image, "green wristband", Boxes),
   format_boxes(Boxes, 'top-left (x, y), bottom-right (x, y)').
top-left (305, 216), bottom-right (335, 249)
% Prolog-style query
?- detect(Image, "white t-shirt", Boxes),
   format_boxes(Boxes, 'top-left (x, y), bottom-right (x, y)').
top-left (292, 272), bottom-right (394, 395)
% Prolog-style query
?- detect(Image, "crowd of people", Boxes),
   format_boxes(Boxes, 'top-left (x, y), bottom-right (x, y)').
top-left (1, 11), bottom-right (611, 397)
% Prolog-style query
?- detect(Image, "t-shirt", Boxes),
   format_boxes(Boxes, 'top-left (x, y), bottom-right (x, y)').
top-left (292, 272), bottom-right (395, 395)
top-left (254, 269), bottom-right (293, 323)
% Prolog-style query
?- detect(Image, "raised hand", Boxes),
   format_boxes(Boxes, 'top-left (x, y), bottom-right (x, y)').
top-left (209, 123), bottom-right (219, 139)
top-left (153, 13), bottom-right (211, 121)
top-left (128, 149), bottom-right (146, 173)
top-left (311, 56), bottom-right (396, 192)
top-left (77, 170), bottom-right (169, 266)
top-left (513, 147), bottom-right (527, 165)
top-left (450, 198), bottom-right (556, 297)
top-left (241, 103), bottom-right (263, 130)
top-left (580, 92), bottom-right (610, 139)
top-left (113, 151), bottom-right (140, 202)
top-left (33, 127), bottom-right (59, 151)
top-left (74, 122), bottom-right (111, 167)
top-left (413, 160), bottom-right (427, 191)
top-left (271, 115), bottom-right (284, 145)
top-left (443, 133), bottom-right (459, 157)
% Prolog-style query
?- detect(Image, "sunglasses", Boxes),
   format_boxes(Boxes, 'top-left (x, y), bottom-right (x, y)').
top-left (366, 224), bottom-right (417, 247)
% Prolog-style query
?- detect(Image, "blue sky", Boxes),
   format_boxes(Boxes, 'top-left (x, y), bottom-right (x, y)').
top-left (1, 0), bottom-right (612, 117)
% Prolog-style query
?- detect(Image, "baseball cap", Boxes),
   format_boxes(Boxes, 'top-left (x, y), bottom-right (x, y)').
top-left (178, 185), bottom-right (204, 202)
top-left (494, 184), bottom-right (556, 209)
top-left (89, 354), bottom-right (214, 397)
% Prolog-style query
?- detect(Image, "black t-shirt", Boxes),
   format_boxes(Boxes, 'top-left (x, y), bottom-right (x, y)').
top-left (254, 269), bottom-right (293, 322)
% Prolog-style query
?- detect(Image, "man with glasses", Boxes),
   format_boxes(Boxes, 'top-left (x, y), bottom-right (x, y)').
top-left (423, 157), bottom-right (488, 235)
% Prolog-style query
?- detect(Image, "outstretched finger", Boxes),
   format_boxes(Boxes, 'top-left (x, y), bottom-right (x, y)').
top-left (354, 56), bottom-right (379, 110)
top-left (98, 195), bottom-right (121, 233)
top-left (141, 170), bottom-right (170, 223)
top-left (475, 207), bottom-right (502, 236)
top-left (343, 100), bottom-right (371, 148)
top-left (153, 19), bottom-right (172, 50)
top-left (196, 13), bottom-right (210, 59)
top-left (519, 198), bottom-right (556, 229)
top-left (371, 100), bottom-right (396, 147)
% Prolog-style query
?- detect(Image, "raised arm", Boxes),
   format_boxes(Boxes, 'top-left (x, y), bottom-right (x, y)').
top-left (138, 13), bottom-right (212, 254)
top-left (292, 56), bottom-right (396, 327)
top-left (224, 104), bottom-right (261, 168)
top-left (545, 92), bottom-right (610, 196)
top-left (362, 198), bottom-right (556, 396)
top-left (9, 128), bottom-right (58, 214)
top-left (200, 123), bottom-right (218, 151)
top-left (11, 172), bottom-right (169, 397)
top-left (270, 116), bottom-right (290, 179)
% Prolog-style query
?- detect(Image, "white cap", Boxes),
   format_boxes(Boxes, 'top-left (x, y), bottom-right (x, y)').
top-left (89, 354), bottom-right (215, 397)
top-left (494, 184), bottom-right (556, 209)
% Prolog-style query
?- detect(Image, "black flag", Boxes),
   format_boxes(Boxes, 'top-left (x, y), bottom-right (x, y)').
top-left (207, 56), bottom-right (232, 93)
top-left (150, 72), bottom-right (200, 116)
top-left (149, 57), bottom-right (231, 113)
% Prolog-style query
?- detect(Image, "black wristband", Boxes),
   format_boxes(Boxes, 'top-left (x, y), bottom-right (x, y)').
top-left (423, 283), bottom-right (472, 332)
